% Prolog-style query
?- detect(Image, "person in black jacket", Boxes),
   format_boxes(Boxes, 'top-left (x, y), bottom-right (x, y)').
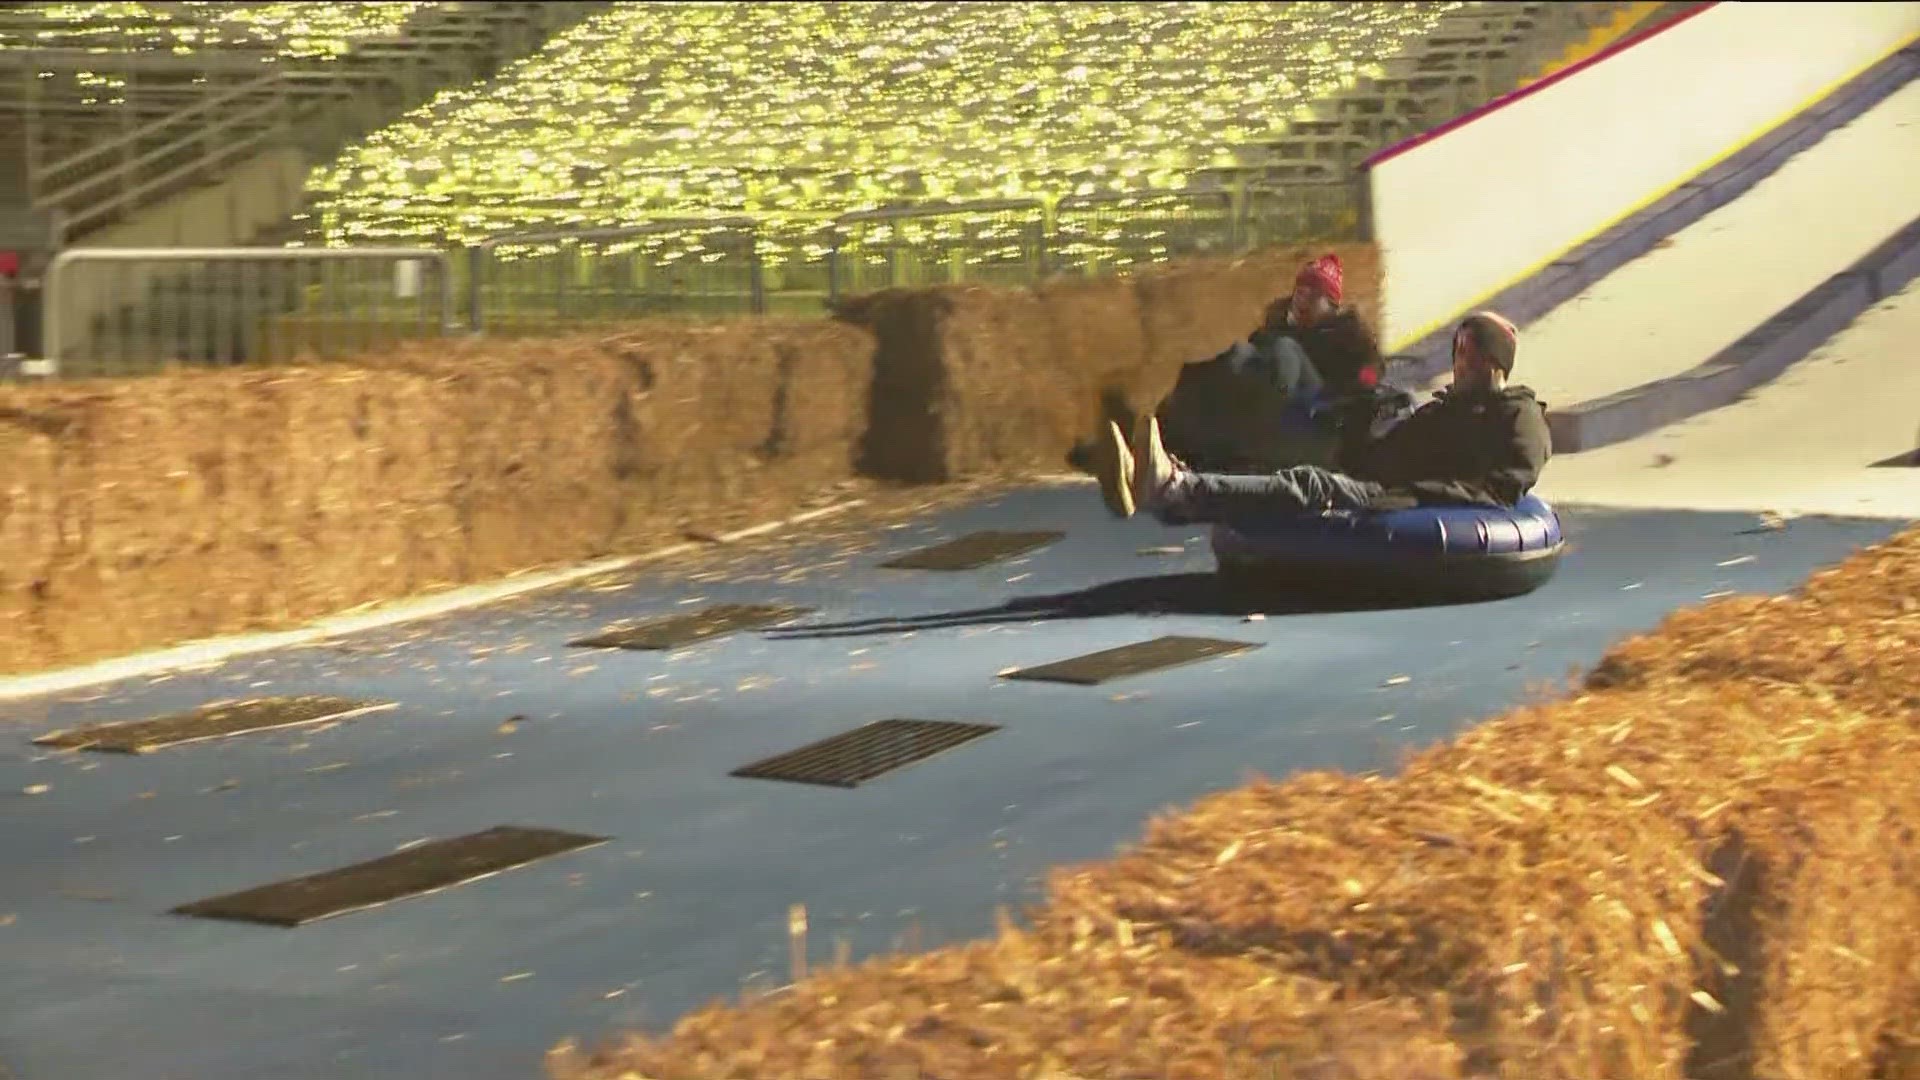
top-left (1211, 252), bottom-right (1385, 398)
top-left (1067, 253), bottom-right (1385, 475)
top-left (1094, 310), bottom-right (1550, 522)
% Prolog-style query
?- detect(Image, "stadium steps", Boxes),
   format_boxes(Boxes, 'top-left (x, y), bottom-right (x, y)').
top-left (25, 2), bottom-right (610, 365)
top-left (1219, 1), bottom-right (1632, 178)
top-left (9, 1), bottom-right (612, 243)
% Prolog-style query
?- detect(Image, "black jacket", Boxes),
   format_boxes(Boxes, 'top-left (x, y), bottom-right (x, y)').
top-left (1338, 385), bottom-right (1552, 508)
top-left (1250, 308), bottom-right (1382, 394)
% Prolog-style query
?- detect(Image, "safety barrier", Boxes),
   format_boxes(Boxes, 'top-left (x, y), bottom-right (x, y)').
top-left (827, 200), bottom-right (1047, 301)
top-left (41, 246), bottom-right (455, 377)
top-left (469, 219), bottom-right (764, 334)
top-left (19, 179), bottom-right (1365, 376)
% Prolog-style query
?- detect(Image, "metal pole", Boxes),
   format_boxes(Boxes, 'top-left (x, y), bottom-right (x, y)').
top-left (826, 227), bottom-right (842, 306)
top-left (747, 226), bottom-right (766, 316)
top-left (437, 250), bottom-right (456, 335)
top-left (468, 244), bottom-right (487, 333)
top-left (23, 66), bottom-right (42, 204)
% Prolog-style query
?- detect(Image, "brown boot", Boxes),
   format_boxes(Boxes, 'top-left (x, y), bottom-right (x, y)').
top-left (1131, 414), bottom-right (1180, 512)
top-left (1095, 420), bottom-right (1136, 519)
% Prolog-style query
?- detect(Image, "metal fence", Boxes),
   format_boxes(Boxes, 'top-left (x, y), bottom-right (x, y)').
top-left (19, 179), bottom-right (1365, 377)
top-left (827, 199), bottom-right (1047, 300)
top-left (41, 247), bottom-right (455, 377)
top-left (1240, 181), bottom-right (1367, 249)
top-left (1050, 189), bottom-right (1238, 278)
top-left (469, 218), bottom-right (764, 335)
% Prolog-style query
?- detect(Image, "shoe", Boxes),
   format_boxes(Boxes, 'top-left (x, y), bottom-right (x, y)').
top-left (1095, 420), bottom-right (1135, 518)
top-left (1132, 414), bottom-right (1179, 511)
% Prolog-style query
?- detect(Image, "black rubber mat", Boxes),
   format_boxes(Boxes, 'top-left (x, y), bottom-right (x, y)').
top-left (171, 826), bottom-right (608, 927)
top-left (570, 603), bottom-right (813, 650)
top-left (33, 696), bottom-right (398, 754)
top-left (1003, 635), bottom-right (1262, 686)
top-left (1870, 450), bottom-right (1918, 468)
top-left (731, 719), bottom-right (1001, 788)
top-left (880, 530), bottom-right (1065, 570)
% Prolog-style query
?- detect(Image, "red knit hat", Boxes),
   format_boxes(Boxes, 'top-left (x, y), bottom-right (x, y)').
top-left (1295, 254), bottom-right (1343, 305)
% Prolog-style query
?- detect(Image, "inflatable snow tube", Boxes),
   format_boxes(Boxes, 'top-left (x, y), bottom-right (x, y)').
top-left (1210, 494), bottom-right (1567, 602)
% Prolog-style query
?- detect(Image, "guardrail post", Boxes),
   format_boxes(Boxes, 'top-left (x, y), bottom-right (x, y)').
top-left (42, 247), bottom-right (457, 373)
top-left (436, 251), bottom-right (457, 336)
top-left (1036, 199), bottom-right (1053, 278)
top-left (468, 244), bottom-right (487, 333)
top-left (747, 225), bottom-right (766, 316)
top-left (826, 225), bottom-right (842, 306)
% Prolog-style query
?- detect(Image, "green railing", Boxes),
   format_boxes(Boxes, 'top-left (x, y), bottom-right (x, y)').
top-left (25, 179), bottom-right (1368, 374)
top-left (464, 179), bottom-right (1367, 325)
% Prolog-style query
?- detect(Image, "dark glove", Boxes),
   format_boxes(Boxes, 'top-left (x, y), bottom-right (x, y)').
top-left (1373, 387), bottom-right (1414, 422)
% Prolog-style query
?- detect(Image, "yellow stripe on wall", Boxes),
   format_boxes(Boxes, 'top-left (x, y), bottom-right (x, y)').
top-left (1519, 1), bottom-right (1666, 90)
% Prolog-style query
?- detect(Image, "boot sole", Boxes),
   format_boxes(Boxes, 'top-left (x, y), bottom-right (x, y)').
top-left (1097, 421), bottom-right (1135, 518)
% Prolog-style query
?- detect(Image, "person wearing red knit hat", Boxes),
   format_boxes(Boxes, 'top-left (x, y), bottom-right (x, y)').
top-left (1253, 252), bottom-right (1383, 393)
top-left (1067, 253), bottom-right (1387, 477)
top-left (1137, 252), bottom-right (1385, 472)
top-left (1093, 309), bottom-right (1551, 525)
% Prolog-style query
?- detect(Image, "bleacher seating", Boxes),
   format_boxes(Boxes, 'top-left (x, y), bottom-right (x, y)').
top-left (7, 0), bottom-right (1634, 369)
top-left (0, 2), bottom-right (429, 57)
top-left (1, 1), bottom-right (609, 238)
top-left (308, 1), bottom-right (1475, 253)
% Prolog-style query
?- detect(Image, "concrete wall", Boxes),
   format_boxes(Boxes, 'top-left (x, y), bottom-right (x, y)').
top-left (1365, 1), bottom-right (1920, 350)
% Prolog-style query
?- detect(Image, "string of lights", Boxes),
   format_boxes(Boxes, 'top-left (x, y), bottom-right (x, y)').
top-left (2, 2), bottom-right (428, 59)
top-left (301, 2), bottom-right (1459, 262)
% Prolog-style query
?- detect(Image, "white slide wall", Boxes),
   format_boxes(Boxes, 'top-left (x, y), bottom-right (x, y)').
top-left (1366, 1), bottom-right (1920, 350)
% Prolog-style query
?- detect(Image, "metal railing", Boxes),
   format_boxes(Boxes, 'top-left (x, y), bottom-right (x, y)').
top-left (1240, 182), bottom-right (1368, 248)
top-left (42, 247), bottom-right (455, 377)
top-left (826, 199), bottom-right (1047, 301)
top-left (4, 3), bottom-right (613, 244)
top-left (469, 218), bottom-right (764, 333)
top-left (1050, 189), bottom-right (1237, 278)
top-left (22, 179), bottom-right (1366, 377)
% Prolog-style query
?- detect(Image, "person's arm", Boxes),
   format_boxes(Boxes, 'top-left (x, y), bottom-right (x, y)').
top-left (1325, 313), bottom-right (1385, 387)
top-left (1481, 399), bottom-right (1553, 505)
top-left (1336, 396), bottom-right (1429, 478)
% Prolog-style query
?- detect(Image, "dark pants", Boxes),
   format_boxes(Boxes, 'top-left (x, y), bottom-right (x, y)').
top-left (1221, 335), bottom-right (1323, 399)
top-left (1154, 464), bottom-right (1385, 525)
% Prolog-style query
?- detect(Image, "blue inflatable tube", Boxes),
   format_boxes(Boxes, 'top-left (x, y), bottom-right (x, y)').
top-left (1209, 493), bottom-right (1568, 601)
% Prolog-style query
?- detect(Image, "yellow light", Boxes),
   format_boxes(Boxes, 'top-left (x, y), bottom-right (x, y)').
top-left (287, 1), bottom-right (1462, 251)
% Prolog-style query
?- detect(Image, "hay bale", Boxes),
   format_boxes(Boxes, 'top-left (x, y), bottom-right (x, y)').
top-left (844, 285), bottom-right (1073, 482)
top-left (1587, 526), bottom-right (1920, 715)
top-left (1031, 276), bottom-right (1151, 440)
top-left (551, 526), bottom-right (1920, 1080)
top-left (843, 244), bottom-right (1382, 481)
top-left (0, 396), bottom-right (72, 651)
top-left (1121, 245), bottom-right (1382, 417)
top-left (0, 318), bottom-right (875, 676)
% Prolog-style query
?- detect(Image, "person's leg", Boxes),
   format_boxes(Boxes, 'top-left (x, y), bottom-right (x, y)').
top-left (1152, 464), bottom-right (1381, 524)
top-left (1130, 414), bottom-right (1382, 524)
top-left (1066, 385), bottom-right (1138, 474)
top-left (1093, 420), bottom-right (1136, 518)
top-left (1264, 336), bottom-right (1324, 399)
